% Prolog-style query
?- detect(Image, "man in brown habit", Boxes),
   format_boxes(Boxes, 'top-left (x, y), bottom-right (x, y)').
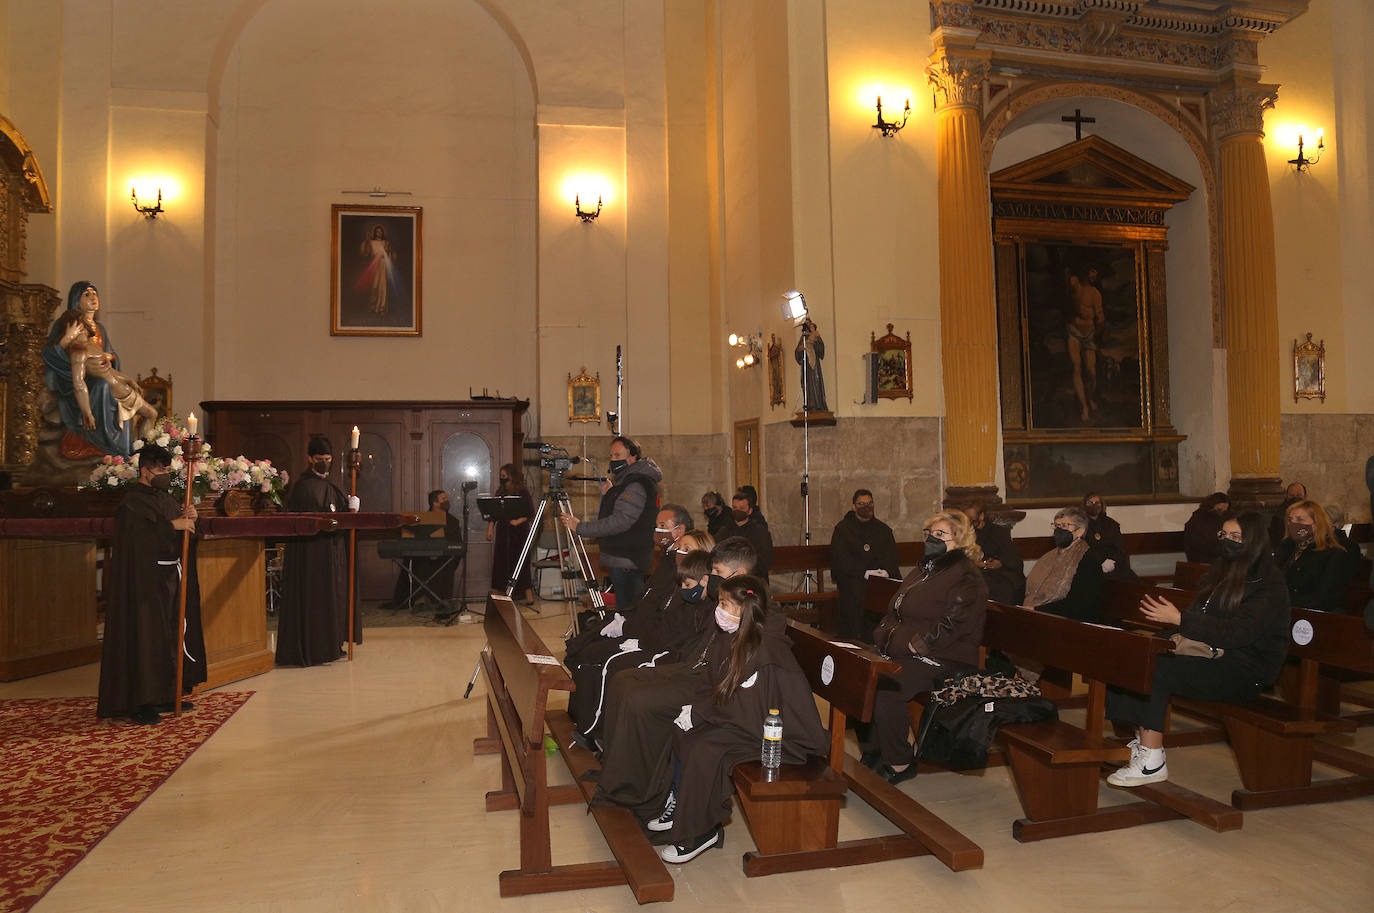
top-left (829, 488), bottom-right (900, 642)
top-left (97, 443), bottom-right (207, 724)
top-left (276, 435), bottom-right (360, 666)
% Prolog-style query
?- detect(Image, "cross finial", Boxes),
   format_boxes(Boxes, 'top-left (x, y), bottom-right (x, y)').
top-left (1062, 108), bottom-right (1096, 141)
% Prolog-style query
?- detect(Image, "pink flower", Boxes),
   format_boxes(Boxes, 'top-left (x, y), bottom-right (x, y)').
top-left (113, 455), bottom-right (124, 464)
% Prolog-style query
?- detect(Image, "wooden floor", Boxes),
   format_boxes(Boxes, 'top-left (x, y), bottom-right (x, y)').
top-left (6, 603), bottom-right (1374, 912)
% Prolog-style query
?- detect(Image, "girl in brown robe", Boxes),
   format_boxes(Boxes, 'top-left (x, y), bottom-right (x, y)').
top-left (649, 577), bottom-right (828, 863)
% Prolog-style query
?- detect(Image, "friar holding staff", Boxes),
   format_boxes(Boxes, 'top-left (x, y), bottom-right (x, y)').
top-left (97, 443), bottom-right (207, 724)
top-left (276, 435), bottom-right (360, 666)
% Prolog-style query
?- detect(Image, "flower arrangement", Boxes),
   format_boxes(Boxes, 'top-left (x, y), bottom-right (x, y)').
top-left (84, 415), bottom-right (284, 506)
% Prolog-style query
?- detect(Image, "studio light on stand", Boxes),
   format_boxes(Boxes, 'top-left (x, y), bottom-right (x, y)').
top-left (781, 289), bottom-right (817, 600)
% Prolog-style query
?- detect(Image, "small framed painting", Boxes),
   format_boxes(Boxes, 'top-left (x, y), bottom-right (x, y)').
top-left (136, 367), bottom-right (172, 418)
top-left (1293, 333), bottom-right (1326, 403)
top-left (871, 324), bottom-right (913, 401)
top-left (330, 204), bottom-right (422, 336)
top-left (569, 369), bottom-right (601, 424)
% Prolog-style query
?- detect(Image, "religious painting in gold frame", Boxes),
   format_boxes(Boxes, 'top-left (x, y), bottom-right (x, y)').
top-left (568, 369), bottom-right (601, 424)
top-left (1293, 333), bottom-right (1325, 402)
top-left (135, 367), bottom-right (172, 419)
top-left (870, 324), bottom-right (913, 401)
top-left (767, 334), bottom-right (785, 408)
top-left (330, 204), bottom-right (422, 337)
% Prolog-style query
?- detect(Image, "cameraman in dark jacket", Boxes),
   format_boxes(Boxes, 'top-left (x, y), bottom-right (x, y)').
top-left (562, 436), bottom-right (662, 607)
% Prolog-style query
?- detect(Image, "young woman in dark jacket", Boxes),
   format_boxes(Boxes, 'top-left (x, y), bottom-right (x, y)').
top-left (1106, 511), bottom-right (1290, 787)
top-left (1277, 500), bottom-right (1354, 612)
top-left (863, 511), bottom-right (989, 785)
top-left (646, 577), bottom-right (828, 863)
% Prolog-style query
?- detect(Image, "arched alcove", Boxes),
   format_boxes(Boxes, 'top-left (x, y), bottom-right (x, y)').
top-left (989, 97), bottom-right (1222, 496)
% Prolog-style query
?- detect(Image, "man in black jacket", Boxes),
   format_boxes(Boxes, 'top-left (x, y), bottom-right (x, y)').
top-left (829, 489), bottom-right (900, 640)
top-left (728, 490), bottom-right (773, 576)
top-left (562, 436), bottom-right (662, 607)
top-left (961, 502), bottom-right (1025, 605)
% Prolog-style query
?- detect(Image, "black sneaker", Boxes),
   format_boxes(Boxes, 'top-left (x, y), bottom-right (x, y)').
top-left (151, 700), bottom-right (195, 713)
top-left (646, 791), bottom-right (676, 832)
top-left (658, 825), bottom-right (722, 863)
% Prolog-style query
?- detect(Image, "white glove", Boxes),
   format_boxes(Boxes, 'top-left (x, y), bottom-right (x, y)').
top-left (864, 569), bottom-right (890, 579)
top-left (347, 495), bottom-right (360, 512)
top-left (1102, 558), bottom-right (1116, 573)
top-left (673, 704), bottom-right (693, 732)
top-left (601, 613), bottom-right (626, 638)
top-left (619, 638), bottom-right (640, 652)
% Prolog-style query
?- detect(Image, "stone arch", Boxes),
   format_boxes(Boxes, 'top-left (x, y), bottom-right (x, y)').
top-left (982, 81), bottom-right (1222, 345)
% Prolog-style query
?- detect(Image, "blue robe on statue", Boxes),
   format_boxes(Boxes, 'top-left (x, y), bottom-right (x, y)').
top-left (42, 281), bottom-right (134, 457)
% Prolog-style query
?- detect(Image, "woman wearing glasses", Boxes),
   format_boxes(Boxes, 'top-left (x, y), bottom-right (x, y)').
top-left (1105, 511), bottom-right (1289, 786)
top-left (863, 511), bottom-right (988, 784)
top-left (1021, 506), bottom-right (1105, 622)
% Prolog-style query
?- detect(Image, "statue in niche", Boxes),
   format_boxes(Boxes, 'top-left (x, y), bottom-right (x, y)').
top-left (41, 281), bottom-right (158, 457)
top-left (794, 317), bottom-right (829, 414)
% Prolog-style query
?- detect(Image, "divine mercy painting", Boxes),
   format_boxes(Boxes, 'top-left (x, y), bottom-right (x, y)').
top-left (331, 204), bottom-right (422, 336)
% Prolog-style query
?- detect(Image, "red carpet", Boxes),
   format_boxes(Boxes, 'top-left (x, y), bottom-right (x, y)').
top-left (0, 692), bottom-right (253, 913)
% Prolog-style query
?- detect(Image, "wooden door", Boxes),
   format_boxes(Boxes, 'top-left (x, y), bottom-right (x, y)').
top-left (734, 419), bottom-right (760, 496)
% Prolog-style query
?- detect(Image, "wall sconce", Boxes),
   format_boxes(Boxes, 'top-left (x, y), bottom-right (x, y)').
top-left (728, 331), bottom-right (763, 369)
top-left (872, 93), bottom-right (910, 138)
top-left (575, 193), bottom-right (602, 223)
top-left (781, 289), bottom-right (808, 322)
top-left (1289, 128), bottom-right (1325, 173)
top-left (131, 187), bottom-right (164, 219)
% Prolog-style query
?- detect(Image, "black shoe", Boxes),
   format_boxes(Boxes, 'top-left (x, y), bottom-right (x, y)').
top-left (151, 700), bottom-right (195, 713)
top-left (131, 706), bottom-right (162, 725)
top-left (646, 790), bottom-right (676, 833)
top-left (859, 749), bottom-right (882, 772)
top-left (571, 728), bottom-right (599, 752)
top-left (658, 825), bottom-right (723, 863)
top-left (880, 762), bottom-right (919, 786)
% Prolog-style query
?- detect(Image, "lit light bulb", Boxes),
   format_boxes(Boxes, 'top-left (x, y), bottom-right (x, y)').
top-left (743, 352), bottom-right (755, 366)
top-left (728, 332), bottom-right (739, 347)
top-left (736, 357), bottom-right (745, 369)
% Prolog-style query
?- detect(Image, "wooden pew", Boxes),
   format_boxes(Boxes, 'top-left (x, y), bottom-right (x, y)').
top-left (729, 621), bottom-right (984, 877)
top-left (473, 594), bottom-right (673, 903)
top-left (769, 544), bottom-right (839, 627)
top-left (1170, 607), bottom-right (1372, 810)
top-left (981, 602), bottom-right (1241, 841)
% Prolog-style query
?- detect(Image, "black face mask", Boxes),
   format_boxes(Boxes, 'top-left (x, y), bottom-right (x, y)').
top-left (732, 509), bottom-right (749, 523)
top-left (1084, 504), bottom-right (1102, 518)
top-left (923, 536), bottom-right (947, 558)
top-left (854, 506), bottom-right (874, 520)
top-left (311, 459), bottom-right (330, 475)
top-left (608, 459), bottom-right (628, 476)
top-left (682, 583), bottom-right (705, 603)
top-left (1286, 522), bottom-right (1314, 545)
top-left (1053, 528), bottom-right (1075, 549)
top-left (704, 506), bottom-right (720, 518)
top-left (149, 471), bottom-right (172, 491)
top-left (706, 574), bottom-right (725, 599)
top-left (1218, 539), bottom-right (1246, 561)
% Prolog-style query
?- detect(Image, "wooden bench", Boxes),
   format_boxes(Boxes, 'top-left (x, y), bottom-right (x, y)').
top-left (769, 544), bottom-right (840, 627)
top-left (981, 601), bottom-right (1242, 841)
top-left (473, 594), bottom-right (673, 903)
top-left (729, 621), bottom-right (984, 877)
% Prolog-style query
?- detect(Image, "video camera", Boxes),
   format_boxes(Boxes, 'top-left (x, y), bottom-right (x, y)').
top-left (522, 441), bottom-right (581, 489)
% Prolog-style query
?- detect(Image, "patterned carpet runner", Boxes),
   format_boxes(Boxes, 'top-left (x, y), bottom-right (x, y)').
top-left (0, 692), bottom-right (253, 913)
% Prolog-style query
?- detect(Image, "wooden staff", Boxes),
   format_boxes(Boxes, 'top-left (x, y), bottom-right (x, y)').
top-left (173, 434), bottom-right (200, 718)
top-left (347, 446), bottom-right (361, 661)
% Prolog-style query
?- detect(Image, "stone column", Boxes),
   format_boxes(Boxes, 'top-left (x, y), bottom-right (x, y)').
top-left (927, 51), bottom-right (1001, 508)
top-left (1210, 82), bottom-right (1285, 509)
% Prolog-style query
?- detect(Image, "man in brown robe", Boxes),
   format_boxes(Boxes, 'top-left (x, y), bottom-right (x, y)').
top-left (276, 436), bottom-right (359, 666)
top-left (829, 489), bottom-right (900, 641)
top-left (97, 443), bottom-right (206, 724)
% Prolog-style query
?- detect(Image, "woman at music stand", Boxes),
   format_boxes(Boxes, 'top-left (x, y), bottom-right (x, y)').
top-left (487, 463), bottom-right (535, 605)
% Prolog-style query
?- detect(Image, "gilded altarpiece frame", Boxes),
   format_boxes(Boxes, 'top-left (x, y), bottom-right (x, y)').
top-left (992, 137), bottom-right (1192, 503)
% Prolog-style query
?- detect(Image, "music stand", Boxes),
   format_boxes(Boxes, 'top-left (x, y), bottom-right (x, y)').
top-left (477, 495), bottom-right (531, 524)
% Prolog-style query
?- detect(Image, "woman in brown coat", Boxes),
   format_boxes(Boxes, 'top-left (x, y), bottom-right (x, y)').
top-left (864, 511), bottom-right (989, 784)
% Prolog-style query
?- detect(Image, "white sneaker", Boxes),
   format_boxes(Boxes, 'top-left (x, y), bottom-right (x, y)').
top-left (1107, 747), bottom-right (1168, 787)
top-left (458, 611), bottom-right (482, 625)
top-left (646, 791), bottom-right (676, 832)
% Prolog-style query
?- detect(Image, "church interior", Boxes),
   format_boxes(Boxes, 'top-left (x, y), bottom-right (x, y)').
top-left (1, 1), bottom-right (1372, 910)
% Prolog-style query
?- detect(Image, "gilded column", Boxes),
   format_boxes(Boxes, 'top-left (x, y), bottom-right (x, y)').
top-left (1210, 82), bottom-right (1284, 508)
top-left (928, 51), bottom-right (1001, 506)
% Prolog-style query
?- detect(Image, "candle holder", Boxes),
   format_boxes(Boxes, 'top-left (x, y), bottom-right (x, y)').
top-left (173, 434), bottom-right (201, 716)
top-left (346, 446), bottom-right (361, 661)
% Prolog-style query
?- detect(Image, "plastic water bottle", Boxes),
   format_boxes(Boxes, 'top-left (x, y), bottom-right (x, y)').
top-left (761, 708), bottom-right (783, 770)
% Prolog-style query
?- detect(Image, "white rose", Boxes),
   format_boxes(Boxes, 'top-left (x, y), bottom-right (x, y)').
top-left (156, 435), bottom-right (170, 447)
top-left (132, 440), bottom-right (144, 451)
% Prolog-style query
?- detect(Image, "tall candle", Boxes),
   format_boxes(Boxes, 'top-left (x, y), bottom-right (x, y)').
top-left (187, 412), bottom-right (198, 436)
top-left (351, 426), bottom-right (360, 450)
